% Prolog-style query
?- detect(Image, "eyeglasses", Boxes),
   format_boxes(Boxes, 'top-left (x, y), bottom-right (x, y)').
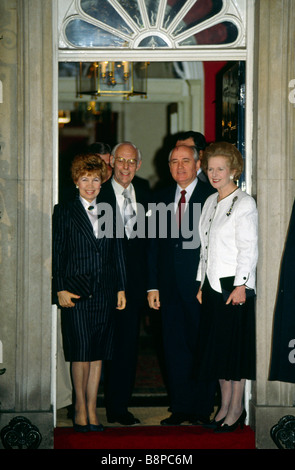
top-left (114, 157), bottom-right (138, 167)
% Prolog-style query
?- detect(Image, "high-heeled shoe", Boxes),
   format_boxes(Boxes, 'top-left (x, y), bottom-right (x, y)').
top-left (88, 423), bottom-right (105, 432)
top-left (73, 420), bottom-right (89, 433)
top-left (73, 413), bottom-right (89, 433)
top-left (203, 415), bottom-right (226, 429)
top-left (214, 409), bottom-right (246, 433)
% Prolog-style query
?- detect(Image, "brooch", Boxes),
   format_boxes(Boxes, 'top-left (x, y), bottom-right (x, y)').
top-left (226, 196), bottom-right (238, 216)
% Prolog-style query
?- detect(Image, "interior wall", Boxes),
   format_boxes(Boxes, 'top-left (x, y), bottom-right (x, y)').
top-left (118, 101), bottom-right (169, 186)
top-left (58, 73), bottom-right (205, 192)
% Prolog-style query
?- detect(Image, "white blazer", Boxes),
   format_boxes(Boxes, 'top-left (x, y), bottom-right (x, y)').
top-left (196, 188), bottom-right (258, 293)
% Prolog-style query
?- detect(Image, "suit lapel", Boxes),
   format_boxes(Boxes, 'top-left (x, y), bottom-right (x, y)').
top-left (178, 180), bottom-right (202, 232)
top-left (98, 179), bottom-right (125, 238)
top-left (71, 197), bottom-right (101, 251)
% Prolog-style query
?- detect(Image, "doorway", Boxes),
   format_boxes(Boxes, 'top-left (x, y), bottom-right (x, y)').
top-left (56, 59), bottom-right (246, 426)
top-left (56, 61), bottom-right (204, 420)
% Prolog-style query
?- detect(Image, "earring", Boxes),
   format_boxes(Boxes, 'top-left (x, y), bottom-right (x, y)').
top-left (230, 175), bottom-right (234, 180)
top-left (76, 185), bottom-right (79, 188)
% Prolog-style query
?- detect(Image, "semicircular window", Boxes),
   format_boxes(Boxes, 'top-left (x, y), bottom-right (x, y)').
top-left (178, 22), bottom-right (239, 46)
top-left (65, 19), bottom-right (130, 47)
top-left (62, 0), bottom-right (244, 49)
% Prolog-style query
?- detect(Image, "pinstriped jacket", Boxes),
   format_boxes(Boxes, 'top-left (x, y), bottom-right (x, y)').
top-left (52, 194), bottom-right (126, 313)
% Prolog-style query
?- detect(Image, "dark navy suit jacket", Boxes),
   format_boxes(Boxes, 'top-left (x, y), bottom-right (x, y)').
top-left (148, 178), bottom-right (215, 302)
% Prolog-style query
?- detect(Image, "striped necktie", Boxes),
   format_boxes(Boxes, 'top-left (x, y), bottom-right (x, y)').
top-left (122, 188), bottom-right (136, 237)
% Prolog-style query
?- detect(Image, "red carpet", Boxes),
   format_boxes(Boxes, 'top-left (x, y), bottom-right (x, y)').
top-left (54, 425), bottom-right (255, 450)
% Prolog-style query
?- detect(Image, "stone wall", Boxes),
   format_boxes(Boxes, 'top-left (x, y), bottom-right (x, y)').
top-left (0, 0), bottom-right (54, 449)
top-left (251, 0), bottom-right (295, 449)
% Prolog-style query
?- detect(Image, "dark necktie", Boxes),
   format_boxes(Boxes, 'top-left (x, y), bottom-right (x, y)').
top-left (177, 189), bottom-right (186, 226)
top-left (87, 204), bottom-right (98, 237)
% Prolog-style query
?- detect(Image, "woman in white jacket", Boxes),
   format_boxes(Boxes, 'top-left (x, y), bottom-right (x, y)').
top-left (196, 142), bottom-right (258, 433)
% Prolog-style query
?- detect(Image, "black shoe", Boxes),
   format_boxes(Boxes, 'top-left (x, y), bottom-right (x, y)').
top-left (190, 415), bottom-right (211, 425)
top-left (203, 416), bottom-right (226, 429)
top-left (73, 414), bottom-right (89, 433)
top-left (107, 412), bottom-right (140, 426)
top-left (88, 423), bottom-right (105, 432)
top-left (214, 409), bottom-right (246, 433)
top-left (73, 423), bottom-right (88, 433)
top-left (160, 413), bottom-right (192, 426)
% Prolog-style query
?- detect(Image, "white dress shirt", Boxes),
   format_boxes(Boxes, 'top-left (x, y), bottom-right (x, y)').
top-left (196, 188), bottom-right (258, 293)
top-left (111, 177), bottom-right (137, 238)
top-left (174, 177), bottom-right (198, 212)
top-left (111, 178), bottom-right (137, 216)
top-left (80, 196), bottom-right (99, 238)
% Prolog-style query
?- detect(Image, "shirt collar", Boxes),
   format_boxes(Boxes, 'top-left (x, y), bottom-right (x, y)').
top-left (176, 177), bottom-right (198, 200)
top-left (79, 195), bottom-right (97, 210)
top-left (111, 177), bottom-right (134, 197)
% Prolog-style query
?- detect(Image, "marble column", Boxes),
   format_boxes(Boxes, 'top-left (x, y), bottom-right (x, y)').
top-left (250, 0), bottom-right (295, 449)
top-left (0, 0), bottom-right (55, 448)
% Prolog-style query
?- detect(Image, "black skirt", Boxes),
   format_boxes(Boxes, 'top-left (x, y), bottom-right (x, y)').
top-left (195, 277), bottom-right (256, 381)
top-left (61, 292), bottom-right (115, 362)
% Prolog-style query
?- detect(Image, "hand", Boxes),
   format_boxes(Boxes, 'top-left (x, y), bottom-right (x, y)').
top-left (147, 290), bottom-right (160, 310)
top-left (57, 290), bottom-right (80, 308)
top-left (226, 285), bottom-right (246, 306)
top-left (117, 291), bottom-right (126, 310)
top-left (196, 288), bottom-right (202, 304)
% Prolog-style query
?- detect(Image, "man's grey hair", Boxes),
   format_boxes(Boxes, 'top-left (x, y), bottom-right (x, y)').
top-left (111, 141), bottom-right (142, 165)
top-left (168, 145), bottom-right (199, 163)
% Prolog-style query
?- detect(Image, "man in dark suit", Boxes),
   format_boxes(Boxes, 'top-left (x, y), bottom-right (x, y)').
top-left (87, 142), bottom-right (113, 182)
top-left (148, 144), bottom-right (216, 425)
top-left (175, 131), bottom-right (209, 184)
top-left (99, 141), bottom-right (151, 425)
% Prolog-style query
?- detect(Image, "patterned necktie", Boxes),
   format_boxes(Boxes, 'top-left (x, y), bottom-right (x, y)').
top-left (177, 189), bottom-right (186, 226)
top-left (122, 188), bottom-right (136, 237)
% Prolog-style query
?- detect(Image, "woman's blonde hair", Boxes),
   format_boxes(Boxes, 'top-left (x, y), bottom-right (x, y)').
top-left (203, 142), bottom-right (244, 181)
top-left (71, 153), bottom-right (108, 183)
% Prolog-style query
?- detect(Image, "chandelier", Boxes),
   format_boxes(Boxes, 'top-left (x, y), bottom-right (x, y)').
top-left (77, 61), bottom-right (148, 99)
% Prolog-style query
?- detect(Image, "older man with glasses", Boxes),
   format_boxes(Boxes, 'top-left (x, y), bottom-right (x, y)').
top-left (98, 141), bottom-right (151, 426)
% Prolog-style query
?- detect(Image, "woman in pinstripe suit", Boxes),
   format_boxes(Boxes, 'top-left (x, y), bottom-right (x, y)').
top-left (53, 153), bottom-right (126, 432)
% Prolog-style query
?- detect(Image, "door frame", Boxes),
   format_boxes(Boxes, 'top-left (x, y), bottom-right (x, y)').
top-left (52, 0), bottom-right (256, 425)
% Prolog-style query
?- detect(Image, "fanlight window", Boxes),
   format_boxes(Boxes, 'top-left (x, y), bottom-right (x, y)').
top-left (59, 0), bottom-right (246, 50)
